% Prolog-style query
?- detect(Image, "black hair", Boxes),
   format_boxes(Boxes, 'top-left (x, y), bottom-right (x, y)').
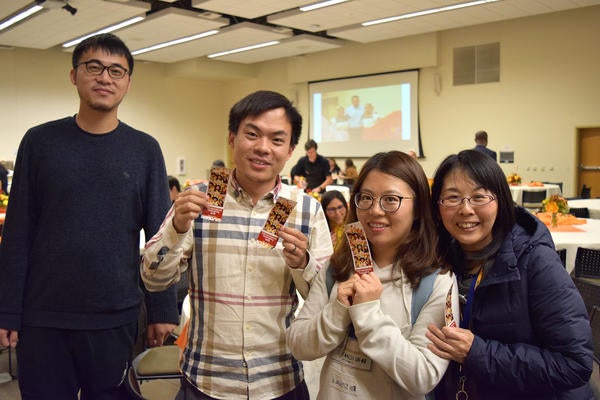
top-left (431, 149), bottom-right (516, 266)
top-left (167, 175), bottom-right (181, 192)
top-left (72, 33), bottom-right (134, 76)
top-left (228, 91), bottom-right (302, 146)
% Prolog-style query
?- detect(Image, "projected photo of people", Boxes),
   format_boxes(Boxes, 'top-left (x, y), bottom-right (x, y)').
top-left (310, 71), bottom-right (419, 158)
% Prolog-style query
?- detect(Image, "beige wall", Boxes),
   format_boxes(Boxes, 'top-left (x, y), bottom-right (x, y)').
top-left (1, 6), bottom-right (599, 195)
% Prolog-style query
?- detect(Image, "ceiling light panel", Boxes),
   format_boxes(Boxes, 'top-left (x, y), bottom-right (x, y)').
top-left (115, 7), bottom-right (228, 52)
top-left (0, 0), bottom-right (149, 49)
top-left (192, 0), bottom-right (315, 19)
top-left (327, 0), bottom-right (578, 43)
top-left (267, 0), bottom-right (468, 32)
top-left (133, 22), bottom-right (293, 63)
top-left (214, 34), bottom-right (342, 64)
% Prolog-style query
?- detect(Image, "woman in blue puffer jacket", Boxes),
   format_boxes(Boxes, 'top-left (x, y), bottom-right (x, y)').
top-left (426, 150), bottom-right (593, 400)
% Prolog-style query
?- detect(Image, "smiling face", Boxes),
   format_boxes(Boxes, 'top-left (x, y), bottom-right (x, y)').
top-left (228, 107), bottom-right (295, 202)
top-left (70, 48), bottom-right (131, 114)
top-left (325, 198), bottom-right (347, 227)
top-left (438, 168), bottom-right (498, 253)
top-left (356, 169), bottom-right (415, 266)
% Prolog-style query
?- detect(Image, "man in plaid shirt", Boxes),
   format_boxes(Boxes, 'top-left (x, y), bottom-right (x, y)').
top-left (142, 90), bottom-right (333, 399)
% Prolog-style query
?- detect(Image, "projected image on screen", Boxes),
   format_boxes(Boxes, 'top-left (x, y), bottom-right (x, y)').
top-left (309, 70), bottom-right (420, 158)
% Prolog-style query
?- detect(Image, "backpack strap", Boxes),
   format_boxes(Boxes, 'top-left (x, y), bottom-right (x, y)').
top-left (411, 269), bottom-right (439, 325)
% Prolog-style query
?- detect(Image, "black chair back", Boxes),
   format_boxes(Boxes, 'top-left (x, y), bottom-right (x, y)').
top-left (570, 207), bottom-right (590, 218)
top-left (574, 247), bottom-right (600, 279)
top-left (591, 306), bottom-right (600, 364)
top-left (522, 190), bottom-right (546, 210)
top-left (543, 181), bottom-right (563, 193)
top-left (573, 277), bottom-right (600, 317)
top-left (582, 184), bottom-right (592, 199)
top-left (556, 248), bottom-right (567, 268)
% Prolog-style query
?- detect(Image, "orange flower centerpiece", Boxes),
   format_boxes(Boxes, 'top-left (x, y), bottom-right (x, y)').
top-left (541, 194), bottom-right (569, 227)
top-left (507, 173), bottom-right (521, 186)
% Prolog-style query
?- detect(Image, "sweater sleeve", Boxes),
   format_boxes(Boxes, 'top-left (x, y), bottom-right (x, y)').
top-left (286, 266), bottom-right (352, 361)
top-left (465, 244), bottom-right (593, 393)
top-left (349, 272), bottom-right (456, 395)
top-left (0, 131), bottom-right (35, 330)
top-left (141, 139), bottom-right (179, 325)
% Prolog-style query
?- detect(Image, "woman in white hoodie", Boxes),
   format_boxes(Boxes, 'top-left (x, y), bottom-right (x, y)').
top-left (287, 151), bottom-right (458, 400)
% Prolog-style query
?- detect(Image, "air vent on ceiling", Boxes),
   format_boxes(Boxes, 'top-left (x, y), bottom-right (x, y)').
top-left (453, 42), bottom-right (500, 86)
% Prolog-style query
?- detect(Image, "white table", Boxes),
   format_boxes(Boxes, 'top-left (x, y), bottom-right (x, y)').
top-left (325, 185), bottom-right (351, 202)
top-left (509, 184), bottom-right (561, 206)
top-left (568, 199), bottom-right (600, 220)
top-left (550, 218), bottom-right (600, 273)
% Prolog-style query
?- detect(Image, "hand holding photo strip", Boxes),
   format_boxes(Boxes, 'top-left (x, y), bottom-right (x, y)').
top-left (257, 197), bottom-right (297, 248)
top-left (344, 221), bottom-right (374, 275)
top-left (201, 167), bottom-right (231, 222)
top-left (445, 285), bottom-right (457, 328)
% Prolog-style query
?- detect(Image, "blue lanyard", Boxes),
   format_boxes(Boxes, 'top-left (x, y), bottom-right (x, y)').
top-left (460, 269), bottom-right (482, 329)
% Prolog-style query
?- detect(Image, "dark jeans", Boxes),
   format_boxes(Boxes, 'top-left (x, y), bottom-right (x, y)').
top-left (17, 322), bottom-right (137, 400)
top-left (176, 376), bottom-right (310, 400)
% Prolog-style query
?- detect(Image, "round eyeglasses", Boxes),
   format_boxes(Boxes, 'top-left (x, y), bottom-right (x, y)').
top-left (438, 194), bottom-right (496, 207)
top-left (75, 60), bottom-right (129, 80)
top-left (354, 192), bottom-right (413, 213)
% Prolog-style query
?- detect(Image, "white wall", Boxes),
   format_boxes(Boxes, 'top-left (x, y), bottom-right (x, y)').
top-left (1, 6), bottom-right (599, 196)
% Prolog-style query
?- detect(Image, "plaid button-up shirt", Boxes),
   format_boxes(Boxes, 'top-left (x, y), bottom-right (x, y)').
top-left (142, 174), bottom-right (333, 399)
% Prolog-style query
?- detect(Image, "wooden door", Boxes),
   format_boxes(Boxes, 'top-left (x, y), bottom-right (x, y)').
top-left (577, 127), bottom-right (600, 198)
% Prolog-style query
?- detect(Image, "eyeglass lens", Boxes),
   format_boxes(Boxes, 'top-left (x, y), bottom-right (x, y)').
top-left (81, 61), bottom-right (127, 79)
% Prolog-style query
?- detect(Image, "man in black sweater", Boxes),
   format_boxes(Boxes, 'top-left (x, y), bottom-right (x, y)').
top-left (0, 34), bottom-right (178, 399)
top-left (290, 139), bottom-right (333, 193)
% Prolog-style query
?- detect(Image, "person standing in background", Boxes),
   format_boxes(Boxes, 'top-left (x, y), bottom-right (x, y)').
top-left (141, 90), bottom-right (333, 399)
top-left (345, 95), bottom-right (365, 141)
top-left (290, 139), bottom-right (333, 193)
top-left (473, 130), bottom-right (497, 161)
top-left (0, 33), bottom-right (178, 399)
top-left (168, 175), bottom-right (181, 203)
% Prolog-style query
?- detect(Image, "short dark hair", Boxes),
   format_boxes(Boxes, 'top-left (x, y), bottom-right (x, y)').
top-left (167, 175), bottom-right (180, 192)
top-left (228, 90), bottom-right (302, 146)
top-left (431, 149), bottom-right (515, 265)
top-left (72, 33), bottom-right (134, 76)
top-left (304, 139), bottom-right (317, 151)
top-left (211, 160), bottom-right (226, 168)
top-left (330, 151), bottom-right (439, 287)
top-left (475, 130), bottom-right (488, 144)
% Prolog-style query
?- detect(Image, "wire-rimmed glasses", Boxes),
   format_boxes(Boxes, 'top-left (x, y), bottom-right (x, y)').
top-left (438, 194), bottom-right (496, 207)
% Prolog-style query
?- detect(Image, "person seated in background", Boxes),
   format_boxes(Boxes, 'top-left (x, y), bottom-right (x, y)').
top-left (427, 149), bottom-right (592, 400)
top-left (340, 158), bottom-right (358, 187)
top-left (321, 190), bottom-right (348, 247)
top-left (328, 157), bottom-right (341, 176)
top-left (287, 150), bottom-right (457, 399)
top-left (0, 163), bottom-right (8, 194)
top-left (473, 130), bottom-right (497, 161)
top-left (211, 159), bottom-right (226, 168)
top-left (290, 139), bottom-right (333, 193)
top-left (168, 175), bottom-right (181, 203)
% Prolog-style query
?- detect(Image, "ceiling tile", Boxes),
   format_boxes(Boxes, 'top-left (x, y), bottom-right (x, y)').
top-left (133, 21), bottom-right (293, 63)
top-left (0, 0), bottom-right (149, 49)
top-left (213, 34), bottom-right (343, 64)
top-left (116, 7), bottom-right (229, 52)
top-left (192, 0), bottom-right (314, 19)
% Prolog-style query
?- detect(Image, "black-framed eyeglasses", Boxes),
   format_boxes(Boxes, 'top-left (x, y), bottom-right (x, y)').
top-left (354, 192), bottom-right (413, 213)
top-left (75, 60), bottom-right (129, 80)
top-left (438, 194), bottom-right (496, 207)
top-left (326, 205), bottom-right (346, 213)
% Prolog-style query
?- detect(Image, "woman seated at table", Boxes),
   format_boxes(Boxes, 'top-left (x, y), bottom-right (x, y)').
top-left (320, 190), bottom-right (348, 247)
top-left (426, 149), bottom-right (592, 399)
top-left (340, 158), bottom-right (358, 186)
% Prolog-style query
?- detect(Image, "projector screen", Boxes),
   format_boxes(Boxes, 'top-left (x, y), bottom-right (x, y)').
top-left (309, 70), bottom-right (420, 158)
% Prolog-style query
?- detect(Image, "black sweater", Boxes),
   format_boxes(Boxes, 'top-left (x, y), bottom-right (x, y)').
top-left (0, 117), bottom-right (178, 330)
